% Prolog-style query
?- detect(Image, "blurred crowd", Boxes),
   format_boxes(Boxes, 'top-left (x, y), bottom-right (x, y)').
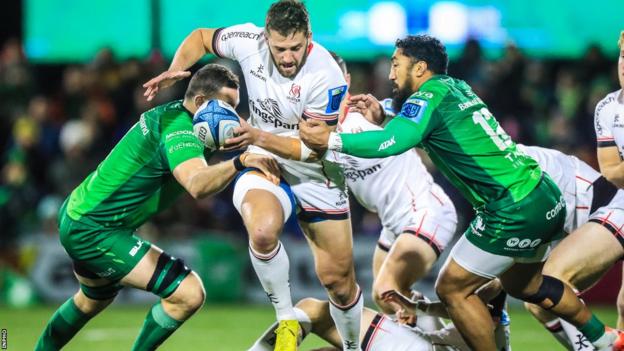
top-left (0, 36), bottom-right (620, 272)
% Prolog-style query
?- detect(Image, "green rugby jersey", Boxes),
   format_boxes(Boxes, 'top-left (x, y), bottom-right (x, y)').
top-left (66, 100), bottom-right (207, 228)
top-left (339, 75), bottom-right (542, 208)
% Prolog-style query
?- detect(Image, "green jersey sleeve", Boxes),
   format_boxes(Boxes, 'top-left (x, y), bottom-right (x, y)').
top-left (161, 111), bottom-right (204, 171)
top-left (340, 81), bottom-right (446, 158)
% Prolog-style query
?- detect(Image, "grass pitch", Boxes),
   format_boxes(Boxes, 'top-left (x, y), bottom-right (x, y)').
top-left (1, 304), bottom-right (618, 350)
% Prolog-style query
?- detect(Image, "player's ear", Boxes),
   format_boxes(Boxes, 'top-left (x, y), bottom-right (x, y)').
top-left (194, 95), bottom-right (206, 109)
top-left (415, 61), bottom-right (428, 77)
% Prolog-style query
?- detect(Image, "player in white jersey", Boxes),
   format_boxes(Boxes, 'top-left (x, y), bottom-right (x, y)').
top-left (516, 144), bottom-right (623, 350)
top-left (248, 295), bottom-right (510, 351)
top-left (326, 52), bottom-right (457, 314)
top-left (143, 2), bottom-right (362, 350)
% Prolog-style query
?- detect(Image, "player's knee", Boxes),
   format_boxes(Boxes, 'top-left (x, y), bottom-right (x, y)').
top-left (520, 275), bottom-right (565, 310)
top-left (524, 301), bottom-right (548, 320)
top-left (167, 273), bottom-right (205, 313)
top-left (318, 271), bottom-right (353, 302)
top-left (247, 222), bottom-right (281, 252)
top-left (75, 288), bottom-right (115, 316)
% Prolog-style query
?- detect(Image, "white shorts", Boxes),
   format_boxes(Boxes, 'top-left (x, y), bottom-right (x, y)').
top-left (448, 235), bottom-right (554, 279)
top-left (588, 190), bottom-right (624, 248)
top-left (378, 187), bottom-right (457, 257)
top-left (361, 314), bottom-right (433, 351)
top-left (232, 170), bottom-right (349, 223)
top-left (424, 322), bottom-right (509, 351)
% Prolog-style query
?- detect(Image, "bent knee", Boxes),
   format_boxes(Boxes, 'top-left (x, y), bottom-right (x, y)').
top-left (166, 273), bottom-right (206, 312)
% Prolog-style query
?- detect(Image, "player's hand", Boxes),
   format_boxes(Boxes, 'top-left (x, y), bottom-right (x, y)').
top-left (222, 118), bottom-right (260, 151)
top-left (142, 70), bottom-right (192, 101)
top-left (299, 119), bottom-right (330, 151)
top-left (240, 153), bottom-right (280, 185)
top-left (380, 290), bottom-right (418, 327)
top-left (347, 94), bottom-right (385, 125)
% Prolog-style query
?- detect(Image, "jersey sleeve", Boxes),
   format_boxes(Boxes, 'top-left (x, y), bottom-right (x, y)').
top-left (595, 96), bottom-right (615, 148)
top-left (303, 60), bottom-right (348, 126)
top-left (339, 81), bottom-right (445, 158)
top-left (211, 23), bottom-right (263, 61)
top-left (161, 112), bottom-right (205, 172)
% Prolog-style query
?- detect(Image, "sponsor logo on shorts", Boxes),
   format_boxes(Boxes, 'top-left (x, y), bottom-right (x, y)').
top-left (96, 267), bottom-right (116, 278)
top-left (506, 237), bottom-right (542, 249)
top-left (129, 240), bottom-right (144, 257)
top-left (546, 195), bottom-right (565, 220)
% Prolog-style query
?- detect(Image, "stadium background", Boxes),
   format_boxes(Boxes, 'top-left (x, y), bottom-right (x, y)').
top-left (0, 0), bottom-right (622, 349)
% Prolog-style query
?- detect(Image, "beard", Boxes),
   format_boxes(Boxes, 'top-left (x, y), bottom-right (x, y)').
top-left (391, 76), bottom-right (414, 113)
top-left (271, 47), bottom-right (309, 79)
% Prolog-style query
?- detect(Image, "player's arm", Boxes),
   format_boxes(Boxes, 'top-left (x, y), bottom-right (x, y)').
top-left (597, 146), bottom-right (624, 188)
top-left (143, 28), bottom-right (217, 101)
top-left (173, 153), bottom-right (280, 199)
top-left (223, 118), bottom-right (322, 162)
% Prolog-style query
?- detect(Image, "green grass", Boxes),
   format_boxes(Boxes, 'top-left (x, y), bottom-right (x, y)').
top-left (1, 304), bottom-right (618, 350)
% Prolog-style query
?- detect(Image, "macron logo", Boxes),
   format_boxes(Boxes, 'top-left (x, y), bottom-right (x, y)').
top-left (378, 136), bottom-right (396, 151)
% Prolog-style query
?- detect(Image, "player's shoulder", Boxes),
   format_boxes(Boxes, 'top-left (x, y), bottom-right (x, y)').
top-left (595, 89), bottom-right (622, 116)
top-left (409, 76), bottom-right (452, 102)
top-left (304, 42), bottom-right (345, 78)
top-left (220, 22), bottom-right (264, 37)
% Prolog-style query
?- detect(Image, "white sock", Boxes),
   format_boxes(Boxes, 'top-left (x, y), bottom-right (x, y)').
top-left (249, 241), bottom-right (296, 320)
top-left (560, 318), bottom-right (595, 350)
top-left (544, 319), bottom-right (574, 350)
top-left (248, 307), bottom-right (312, 351)
top-left (329, 287), bottom-right (363, 350)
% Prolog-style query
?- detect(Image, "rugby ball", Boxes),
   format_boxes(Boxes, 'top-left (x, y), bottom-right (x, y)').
top-left (192, 99), bottom-right (240, 150)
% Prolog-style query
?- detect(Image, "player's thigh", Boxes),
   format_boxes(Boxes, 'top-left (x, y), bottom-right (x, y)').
top-left (372, 246), bottom-right (388, 280)
top-left (499, 262), bottom-right (545, 298)
top-left (544, 221), bottom-right (624, 290)
top-left (379, 233), bottom-right (439, 287)
top-left (235, 171), bottom-right (291, 231)
top-left (300, 218), bottom-right (353, 276)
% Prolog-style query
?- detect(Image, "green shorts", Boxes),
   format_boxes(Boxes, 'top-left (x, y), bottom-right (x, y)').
top-left (465, 174), bottom-right (566, 258)
top-left (58, 202), bottom-right (151, 282)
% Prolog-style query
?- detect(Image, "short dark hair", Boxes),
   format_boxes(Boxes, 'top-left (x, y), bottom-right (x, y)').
top-left (184, 64), bottom-right (239, 100)
top-left (329, 51), bottom-right (347, 75)
top-left (265, 0), bottom-right (310, 37)
top-left (395, 35), bottom-right (448, 74)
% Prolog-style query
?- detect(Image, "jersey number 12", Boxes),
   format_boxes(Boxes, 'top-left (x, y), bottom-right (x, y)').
top-left (472, 108), bottom-right (513, 151)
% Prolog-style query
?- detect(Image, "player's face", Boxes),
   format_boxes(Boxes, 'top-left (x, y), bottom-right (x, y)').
top-left (266, 29), bottom-right (310, 78)
top-left (389, 49), bottom-right (416, 111)
top-left (619, 48), bottom-right (624, 89)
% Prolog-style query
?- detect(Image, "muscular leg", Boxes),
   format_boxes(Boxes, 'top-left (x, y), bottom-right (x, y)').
top-left (372, 233), bottom-right (438, 314)
top-left (501, 262), bottom-right (614, 350)
top-left (300, 219), bottom-right (362, 350)
top-left (525, 222), bottom-right (624, 349)
top-left (121, 246), bottom-right (205, 350)
top-left (618, 262), bottom-right (624, 329)
top-left (35, 273), bottom-right (116, 350)
top-left (435, 258), bottom-right (496, 350)
top-left (240, 188), bottom-right (298, 321)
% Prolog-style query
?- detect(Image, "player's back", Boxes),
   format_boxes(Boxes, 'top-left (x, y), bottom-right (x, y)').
top-left (334, 110), bottom-right (449, 234)
top-left (413, 75), bottom-right (542, 208)
top-left (66, 100), bottom-right (203, 228)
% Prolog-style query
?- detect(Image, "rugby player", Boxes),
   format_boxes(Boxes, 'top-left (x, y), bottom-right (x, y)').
top-left (34, 64), bottom-right (280, 351)
top-left (143, 1), bottom-right (361, 350)
top-left (299, 34), bottom-right (623, 350)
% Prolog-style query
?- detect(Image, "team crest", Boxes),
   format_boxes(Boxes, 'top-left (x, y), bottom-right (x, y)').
top-left (400, 99), bottom-right (427, 123)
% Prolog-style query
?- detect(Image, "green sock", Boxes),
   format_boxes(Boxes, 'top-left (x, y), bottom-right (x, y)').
top-left (132, 302), bottom-right (183, 351)
top-left (35, 297), bottom-right (91, 351)
top-left (578, 314), bottom-right (606, 343)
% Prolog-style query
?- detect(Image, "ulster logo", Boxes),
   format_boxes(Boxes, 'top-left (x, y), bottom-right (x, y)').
top-left (288, 83), bottom-right (301, 103)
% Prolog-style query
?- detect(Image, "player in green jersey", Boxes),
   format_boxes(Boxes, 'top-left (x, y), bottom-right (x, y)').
top-left (299, 35), bottom-right (623, 351)
top-left (34, 64), bottom-right (280, 351)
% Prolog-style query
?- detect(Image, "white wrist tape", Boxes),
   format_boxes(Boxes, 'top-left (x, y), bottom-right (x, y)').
top-left (327, 132), bottom-right (343, 152)
top-left (300, 140), bottom-right (313, 161)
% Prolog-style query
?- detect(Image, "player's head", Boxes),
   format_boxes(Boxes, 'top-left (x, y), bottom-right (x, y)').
top-left (618, 30), bottom-right (624, 88)
top-left (390, 35), bottom-right (448, 111)
top-left (330, 51), bottom-right (350, 87)
top-left (265, 0), bottom-right (311, 78)
top-left (184, 64), bottom-right (240, 113)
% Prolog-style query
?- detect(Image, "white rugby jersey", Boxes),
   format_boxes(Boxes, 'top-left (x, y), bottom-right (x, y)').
top-left (517, 144), bottom-right (601, 233)
top-left (595, 89), bottom-right (624, 155)
top-left (213, 23), bottom-right (348, 185)
top-left (331, 110), bottom-right (448, 234)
